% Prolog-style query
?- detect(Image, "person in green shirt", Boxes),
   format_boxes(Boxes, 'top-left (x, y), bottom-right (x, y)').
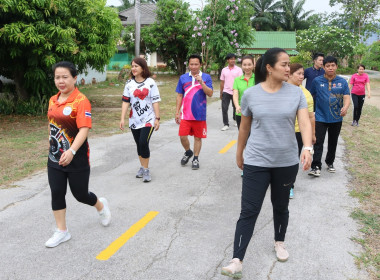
top-left (232, 55), bottom-right (255, 129)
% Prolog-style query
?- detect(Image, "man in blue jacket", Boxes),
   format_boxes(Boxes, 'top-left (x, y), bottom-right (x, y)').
top-left (308, 56), bottom-right (350, 177)
top-left (304, 53), bottom-right (325, 92)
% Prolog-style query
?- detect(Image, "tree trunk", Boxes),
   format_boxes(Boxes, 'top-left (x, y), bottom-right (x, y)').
top-left (176, 58), bottom-right (186, 75)
top-left (13, 71), bottom-right (29, 101)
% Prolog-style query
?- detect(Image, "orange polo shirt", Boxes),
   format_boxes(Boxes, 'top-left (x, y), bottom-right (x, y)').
top-left (47, 87), bottom-right (92, 171)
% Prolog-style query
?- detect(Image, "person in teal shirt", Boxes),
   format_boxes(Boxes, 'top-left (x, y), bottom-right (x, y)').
top-left (232, 55), bottom-right (255, 129)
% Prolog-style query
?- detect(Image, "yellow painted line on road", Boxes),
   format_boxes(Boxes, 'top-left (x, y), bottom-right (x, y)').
top-left (96, 211), bottom-right (159, 261)
top-left (219, 140), bottom-right (237, 154)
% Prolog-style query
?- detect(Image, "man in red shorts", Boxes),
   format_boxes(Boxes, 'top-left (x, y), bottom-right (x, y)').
top-left (175, 54), bottom-right (214, 170)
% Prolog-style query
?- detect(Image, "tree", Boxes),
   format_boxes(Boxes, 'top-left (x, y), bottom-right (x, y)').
top-left (189, 0), bottom-right (254, 73)
top-left (329, 0), bottom-right (380, 40)
top-left (296, 26), bottom-right (359, 59)
top-left (279, 0), bottom-right (312, 30)
top-left (123, 0), bottom-right (193, 74)
top-left (250, 0), bottom-right (282, 31)
top-left (0, 0), bottom-right (122, 101)
top-left (362, 41), bottom-right (380, 70)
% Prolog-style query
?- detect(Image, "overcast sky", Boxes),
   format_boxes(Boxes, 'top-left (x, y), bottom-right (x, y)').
top-left (106, 0), bottom-right (342, 14)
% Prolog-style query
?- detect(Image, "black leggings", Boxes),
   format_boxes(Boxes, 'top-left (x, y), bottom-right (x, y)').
top-left (233, 164), bottom-right (299, 261)
top-left (289, 132), bottom-right (303, 190)
top-left (236, 115), bottom-right (241, 130)
top-left (131, 126), bottom-right (154, 159)
top-left (351, 94), bottom-right (365, 122)
top-left (48, 167), bottom-right (97, 211)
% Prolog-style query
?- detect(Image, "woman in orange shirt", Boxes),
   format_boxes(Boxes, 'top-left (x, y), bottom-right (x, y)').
top-left (46, 61), bottom-right (111, 248)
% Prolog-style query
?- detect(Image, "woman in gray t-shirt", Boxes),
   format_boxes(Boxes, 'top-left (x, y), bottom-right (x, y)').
top-left (221, 48), bottom-right (313, 279)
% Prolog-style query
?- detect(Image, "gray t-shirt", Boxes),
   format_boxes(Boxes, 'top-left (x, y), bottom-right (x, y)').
top-left (241, 82), bottom-right (307, 167)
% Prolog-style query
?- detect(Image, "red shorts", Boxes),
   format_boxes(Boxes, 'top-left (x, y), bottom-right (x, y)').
top-left (179, 120), bottom-right (207, 138)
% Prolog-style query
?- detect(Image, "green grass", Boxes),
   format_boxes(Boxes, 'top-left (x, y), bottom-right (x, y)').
top-left (341, 104), bottom-right (380, 279)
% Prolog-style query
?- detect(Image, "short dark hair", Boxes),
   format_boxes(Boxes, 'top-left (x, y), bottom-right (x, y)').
top-left (323, 56), bottom-right (338, 66)
top-left (131, 57), bottom-right (151, 79)
top-left (313, 53), bottom-right (324, 61)
top-left (188, 54), bottom-right (202, 64)
top-left (225, 53), bottom-right (237, 60)
top-left (255, 48), bottom-right (288, 84)
top-left (290, 63), bottom-right (304, 75)
top-left (52, 61), bottom-right (77, 77)
top-left (358, 64), bottom-right (365, 70)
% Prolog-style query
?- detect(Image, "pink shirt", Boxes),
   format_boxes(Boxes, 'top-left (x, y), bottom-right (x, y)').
top-left (350, 73), bottom-right (369, 95)
top-left (220, 65), bottom-right (243, 95)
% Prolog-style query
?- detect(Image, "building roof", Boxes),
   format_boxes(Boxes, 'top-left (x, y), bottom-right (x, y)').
top-left (241, 31), bottom-right (298, 55)
top-left (119, 4), bottom-right (157, 26)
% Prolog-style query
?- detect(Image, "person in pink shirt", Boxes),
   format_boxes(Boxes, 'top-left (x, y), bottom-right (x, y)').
top-left (220, 53), bottom-right (243, 131)
top-left (349, 64), bottom-right (371, 126)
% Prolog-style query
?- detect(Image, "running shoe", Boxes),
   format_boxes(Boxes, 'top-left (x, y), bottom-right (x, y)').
top-left (274, 241), bottom-right (289, 262)
top-left (136, 167), bottom-right (144, 178)
top-left (98, 197), bottom-right (111, 226)
top-left (351, 121), bottom-right (356, 126)
top-left (327, 164), bottom-right (336, 173)
top-left (192, 159), bottom-right (200, 170)
top-left (221, 125), bottom-right (229, 131)
top-left (221, 258), bottom-right (242, 279)
top-left (355, 121), bottom-right (359, 127)
top-left (289, 188), bottom-right (294, 199)
top-left (45, 229), bottom-right (71, 248)
top-left (181, 150), bottom-right (193, 166)
top-left (143, 168), bottom-right (151, 182)
top-left (308, 166), bottom-right (321, 177)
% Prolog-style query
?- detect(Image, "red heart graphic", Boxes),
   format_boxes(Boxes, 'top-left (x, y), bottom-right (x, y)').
top-left (133, 88), bottom-right (149, 100)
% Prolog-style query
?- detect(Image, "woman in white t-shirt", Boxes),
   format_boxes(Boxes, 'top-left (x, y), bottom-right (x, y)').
top-left (120, 58), bottom-right (161, 182)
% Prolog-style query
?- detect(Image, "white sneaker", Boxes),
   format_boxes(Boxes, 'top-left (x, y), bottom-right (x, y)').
top-left (98, 197), bottom-right (111, 226)
top-left (221, 258), bottom-right (242, 278)
top-left (221, 125), bottom-right (229, 131)
top-left (45, 229), bottom-right (71, 248)
top-left (274, 241), bottom-right (289, 262)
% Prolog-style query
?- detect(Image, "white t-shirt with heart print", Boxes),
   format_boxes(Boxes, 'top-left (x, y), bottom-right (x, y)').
top-left (122, 77), bottom-right (161, 129)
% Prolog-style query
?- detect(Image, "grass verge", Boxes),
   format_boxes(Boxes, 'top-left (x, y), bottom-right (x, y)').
top-left (341, 104), bottom-right (380, 279)
top-left (0, 74), bottom-right (220, 187)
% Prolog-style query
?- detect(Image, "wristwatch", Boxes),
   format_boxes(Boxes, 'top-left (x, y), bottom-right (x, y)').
top-left (155, 117), bottom-right (160, 121)
top-left (303, 146), bottom-right (314, 154)
top-left (69, 148), bottom-right (76, 156)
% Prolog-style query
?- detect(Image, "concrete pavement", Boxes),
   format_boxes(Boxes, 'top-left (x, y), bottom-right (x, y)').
top-left (0, 99), bottom-right (368, 280)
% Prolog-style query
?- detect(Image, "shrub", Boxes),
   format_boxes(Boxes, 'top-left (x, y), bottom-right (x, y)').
top-left (112, 63), bottom-right (121, 71)
top-left (290, 51), bottom-right (313, 68)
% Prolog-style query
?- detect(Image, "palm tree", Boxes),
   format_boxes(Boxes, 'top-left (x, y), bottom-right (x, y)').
top-left (280, 0), bottom-right (313, 30)
top-left (250, 0), bottom-right (282, 31)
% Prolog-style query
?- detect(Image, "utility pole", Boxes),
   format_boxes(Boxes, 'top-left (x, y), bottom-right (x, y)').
top-left (135, 0), bottom-right (141, 58)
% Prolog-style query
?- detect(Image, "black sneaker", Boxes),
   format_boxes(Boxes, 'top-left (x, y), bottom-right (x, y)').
top-left (327, 164), bottom-right (336, 173)
top-left (181, 150), bottom-right (193, 166)
top-left (308, 166), bottom-right (321, 177)
top-left (192, 159), bottom-right (199, 170)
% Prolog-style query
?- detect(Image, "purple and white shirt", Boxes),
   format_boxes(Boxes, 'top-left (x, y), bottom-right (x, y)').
top-left (175, 71), bottom-right (213, 121)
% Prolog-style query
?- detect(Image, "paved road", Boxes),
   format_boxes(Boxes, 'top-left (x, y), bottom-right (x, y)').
top-left (0, 100), bottom-right (368, 280)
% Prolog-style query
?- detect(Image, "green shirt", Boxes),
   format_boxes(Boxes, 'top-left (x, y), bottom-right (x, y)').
top-left (232, 74), bottom-right (255, 116)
